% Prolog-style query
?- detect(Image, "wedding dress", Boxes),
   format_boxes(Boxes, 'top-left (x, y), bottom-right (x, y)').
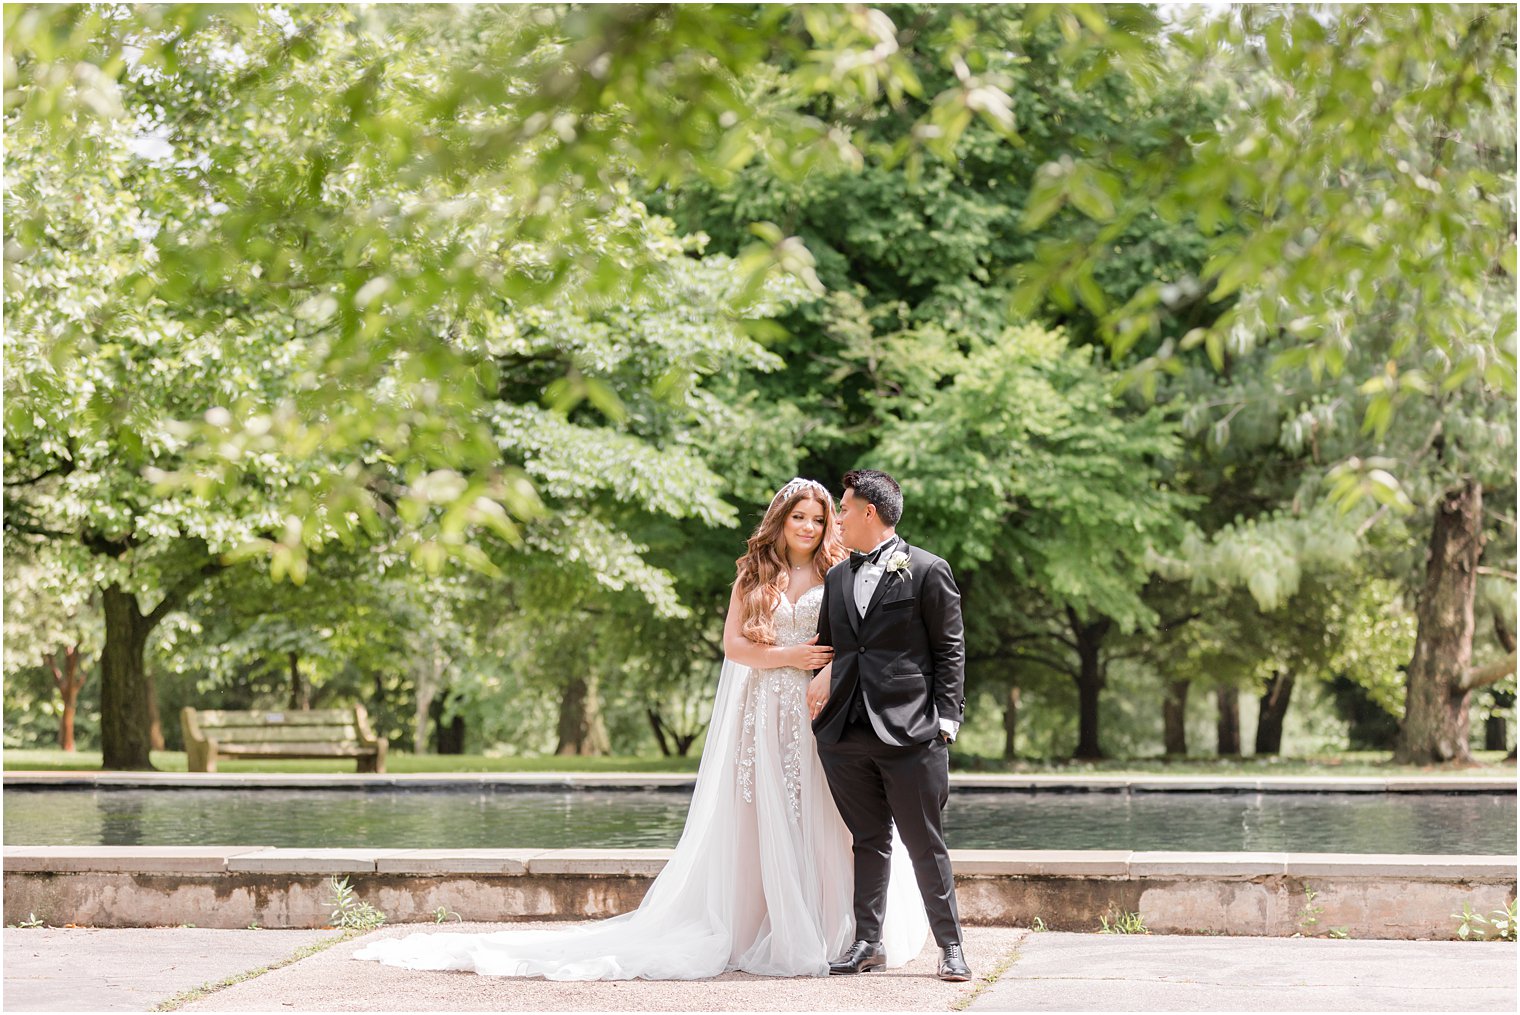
top-left (353, 582), bottom-right (929, 979)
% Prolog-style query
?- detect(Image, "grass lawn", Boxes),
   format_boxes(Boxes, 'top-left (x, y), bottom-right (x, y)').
top-left (2, 747), bottom-right (1512, 777)
top-left (952, 750), bottom-right (1516, 777)
top-left (0, 749), bottom-right (703, 774)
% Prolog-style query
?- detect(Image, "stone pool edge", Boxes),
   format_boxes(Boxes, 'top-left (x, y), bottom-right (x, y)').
top-left (4, 770), bottom-right (1516, 793)
top-left (5, 846), bottom-right (1514, 941)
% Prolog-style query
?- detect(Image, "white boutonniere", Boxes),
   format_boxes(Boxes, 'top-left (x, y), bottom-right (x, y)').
top-left (884, 551), bottom-right (912, 582)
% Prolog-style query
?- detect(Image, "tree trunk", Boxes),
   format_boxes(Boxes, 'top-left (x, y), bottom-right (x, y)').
top-left (364, 667), bottom-right (395, 751)
top-left (147, 666), bottom-right (165, 752)
top-left (48, 645), bottom-right (88, 753)
top-left (1216, 686), bottom-right (1241, 757)
top-left (426, 695), bottom-right (466, 754)
top-left (1069, 609), bottom-right (1111, 760)
top-left (288, 650), bottom-right (310, 711)
top-left (100, 585), bottom-right (155, 770)
top-left (1330, 673), bottom-right (1401, 749)
top-left (412, 686), bottom-right (432, 755)
top-left (1162, 679), bottom-right (1190, 756)
top-left (1395, 481), bottom-right (1483, 764)
top-left (94, 554), bottom-right (215, 770)
top-left (61, 690), bottom-right (79, 752)
top-left (646, 708), bottom-right (673, 757)
top-left (1255, 669), bottom-right (1296, 756)
top-left (556, 676), bottom-right (610, 755)
top-left (436, 713), bottom-right (466, 754)
top-left (413, 650), bottom-right (444, 756)
top-left (646, 704), bottom-right (702, 757)
top-left (1484, 714), bottom-right (1508, 752)
top-left (1002, 681), bottom-right (1021, 761)
top-left (1486, 618), bottom-right (1515, 754)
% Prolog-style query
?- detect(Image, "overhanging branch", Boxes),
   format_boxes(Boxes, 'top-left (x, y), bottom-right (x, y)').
top-left (145, 560), bottom-right (226, 626)
top-left (1462, 651), bottom-right (1517, 693)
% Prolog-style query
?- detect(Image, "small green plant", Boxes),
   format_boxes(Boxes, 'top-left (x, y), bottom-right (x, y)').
top-left (1328, 927), bottom-right (1350, 939)
top-left (177, 923), bottom-right (197, 929)
top-left (245, 922), bottom-right (261, 931)
top-left (14, 913), bottom-right (45, 929)
top-left (1097, 906), bottom-right (1147, 935)
top-left (432, 906), bottom-right (461, 924)
top-left (326, 875), bottom-right (386, 931)
top-left (1296, 886), bottom-right (1324, 936)
top-left (1486, 899), bottom-right (1517, 942)
top-left (1029, 916), bottom-right (1047, 933)
top-left (1454, 899), bottom-right (1518, 942)
top-left (1454, 901), bottom-right (1484, 939)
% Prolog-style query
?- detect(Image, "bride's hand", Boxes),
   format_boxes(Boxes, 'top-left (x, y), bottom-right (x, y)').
top-left (806, 669), bottom-right (830, 720)
top-left (789, 635), bottom-right (833, 670)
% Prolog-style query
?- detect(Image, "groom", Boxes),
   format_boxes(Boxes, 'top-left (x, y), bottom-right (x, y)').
top-left (808, 469), bottom-right (972, 982)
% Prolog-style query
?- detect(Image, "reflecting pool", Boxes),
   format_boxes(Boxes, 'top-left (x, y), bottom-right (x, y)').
top-left (4, 787), bottom-right (1514, 854)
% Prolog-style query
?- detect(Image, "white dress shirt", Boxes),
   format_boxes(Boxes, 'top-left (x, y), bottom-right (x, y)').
top-left (852, 534), bottom-right (960, 742)
top-left (852, 534), bottom-right (896, 617)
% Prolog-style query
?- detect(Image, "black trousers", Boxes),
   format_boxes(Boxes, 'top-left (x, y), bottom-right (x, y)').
top-left (817, 720), bottom-right (962, 948)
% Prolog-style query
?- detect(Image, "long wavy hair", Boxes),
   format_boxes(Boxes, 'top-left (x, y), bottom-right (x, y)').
top-left (735, 478), bottom-right (847, 645)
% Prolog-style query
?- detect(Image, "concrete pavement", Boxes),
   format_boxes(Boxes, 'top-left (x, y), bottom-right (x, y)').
top-left (1, 927), bottom-right (341, 1012)
top-left (2, 922), bottom-right (1515, 1012)
top-left (968, 932), bottom-right (1518, 1012)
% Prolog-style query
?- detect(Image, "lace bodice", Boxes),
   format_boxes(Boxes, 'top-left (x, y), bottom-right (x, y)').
top-left (768, 582), bottom-right (825, 653)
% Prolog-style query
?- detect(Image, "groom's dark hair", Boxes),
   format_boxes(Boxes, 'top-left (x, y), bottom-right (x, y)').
top-left (842, 469), bottom-right (903, 526)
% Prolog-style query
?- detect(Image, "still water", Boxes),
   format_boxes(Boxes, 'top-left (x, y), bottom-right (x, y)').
top-left (3, 787), bottom-right (1514, 854)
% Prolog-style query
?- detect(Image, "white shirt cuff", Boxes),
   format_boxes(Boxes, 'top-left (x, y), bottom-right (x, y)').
top-left (939, 717), bottom-right (960, 740)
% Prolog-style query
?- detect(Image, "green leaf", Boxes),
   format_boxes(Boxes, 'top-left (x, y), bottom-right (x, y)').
top-left (1205, 331), bottom-right (1225, 372)
top-left (1209, 259), bottom-right (1252, 302)
top-left (1361, 394), bottom-right (1394, 439)
top-left (582, 377), bottom-right (627, 424)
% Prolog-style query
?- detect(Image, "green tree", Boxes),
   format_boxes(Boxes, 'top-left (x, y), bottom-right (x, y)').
top-left (2, 547), bottom-right (101, 751)
top-left (1015, 4), bottom-right (1517, 764)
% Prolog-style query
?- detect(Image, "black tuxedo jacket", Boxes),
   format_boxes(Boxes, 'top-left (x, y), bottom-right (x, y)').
top-left (811, 537), bottom-right (966, 746)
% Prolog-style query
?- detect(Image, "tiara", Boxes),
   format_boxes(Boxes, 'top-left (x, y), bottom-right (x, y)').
top-left (770, 477), bottom-right (828, 505)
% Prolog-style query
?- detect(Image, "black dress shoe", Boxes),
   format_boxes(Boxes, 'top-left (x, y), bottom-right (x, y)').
top-left (938, 942), bottom-right (972, 981)
top-left (829, 939), bottom-right (887, 975)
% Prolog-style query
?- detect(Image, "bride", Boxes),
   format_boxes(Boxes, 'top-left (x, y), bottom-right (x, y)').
top-left (353, 478), bottom-right (929, 980)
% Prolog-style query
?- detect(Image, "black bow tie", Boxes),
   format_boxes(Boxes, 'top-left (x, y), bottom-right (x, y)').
top-left (848, 540), bottom-right (894, 571)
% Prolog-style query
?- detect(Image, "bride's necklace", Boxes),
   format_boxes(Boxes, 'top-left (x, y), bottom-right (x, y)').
top-left (783, 555), bottom-right (812, 605)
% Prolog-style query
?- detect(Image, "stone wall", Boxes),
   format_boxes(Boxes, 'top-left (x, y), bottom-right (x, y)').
top-left (4, 847), bottom-right (1513, 940)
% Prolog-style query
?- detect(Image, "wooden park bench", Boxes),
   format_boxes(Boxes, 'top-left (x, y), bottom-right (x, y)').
top-left (180, 705), bottom-right (387, 773)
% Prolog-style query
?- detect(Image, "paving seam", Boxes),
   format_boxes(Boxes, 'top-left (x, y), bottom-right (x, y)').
top-left (950, 930), bottom-right (1027, 1011)
top-left (151, 930), bottom-right (356, 1012)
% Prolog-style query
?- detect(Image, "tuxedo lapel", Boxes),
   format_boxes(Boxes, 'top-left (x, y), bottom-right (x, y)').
top-left (843, 558), bottom-right (863, 638)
